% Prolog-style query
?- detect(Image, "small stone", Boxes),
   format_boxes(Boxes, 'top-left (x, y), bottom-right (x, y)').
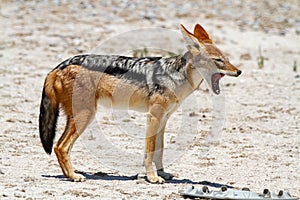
top-left (240, 53), bottom-right (251, 60)
top-left (189, 112), bottom-right (198, 117)
top-left (14, 191), bottom-right (25, 198)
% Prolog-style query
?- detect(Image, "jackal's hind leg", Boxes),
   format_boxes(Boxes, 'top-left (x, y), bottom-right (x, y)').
top-left (54, 117), bottom-right (71, 177)
top-left (54, 110), bottom-right (94, 182)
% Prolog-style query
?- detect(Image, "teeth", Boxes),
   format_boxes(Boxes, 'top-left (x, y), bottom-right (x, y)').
top-left (211, 73), bottom-right (223, 95)
top-left (214, 80), bottom-right (220, 94)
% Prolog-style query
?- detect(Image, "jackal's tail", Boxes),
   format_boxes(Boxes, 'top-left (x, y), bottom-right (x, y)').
top-left (39, 71), bottom-right (59, 154)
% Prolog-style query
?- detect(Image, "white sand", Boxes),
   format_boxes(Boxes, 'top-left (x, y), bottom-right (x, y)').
top-left (0, 0), bottom-right (299, 199)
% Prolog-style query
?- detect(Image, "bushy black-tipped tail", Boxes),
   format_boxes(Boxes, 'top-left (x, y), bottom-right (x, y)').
top-left (39, 87), bottom-right (59, 154)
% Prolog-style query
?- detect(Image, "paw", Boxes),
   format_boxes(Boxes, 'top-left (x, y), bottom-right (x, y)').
top-left (70, 173), bottom-right (86, 182)
top-left (157, 170), bottom-right (174, 180)
top-left (147, 174), bottom-right (165, 184)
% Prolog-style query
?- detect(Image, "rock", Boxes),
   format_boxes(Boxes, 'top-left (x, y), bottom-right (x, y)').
top-left (14, 191), bottom-right (26, 198)
top-left (240, 53), bottom-right (252, 60)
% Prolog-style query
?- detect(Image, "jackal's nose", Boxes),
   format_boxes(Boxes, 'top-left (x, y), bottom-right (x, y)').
top-left (237, 70), bottom-right (242, 76)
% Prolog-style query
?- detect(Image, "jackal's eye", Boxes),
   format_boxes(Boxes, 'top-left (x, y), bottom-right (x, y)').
top-left (213, 58), bottom-right (225, 69)
top-left (214, 58), bottom-right (224, 63)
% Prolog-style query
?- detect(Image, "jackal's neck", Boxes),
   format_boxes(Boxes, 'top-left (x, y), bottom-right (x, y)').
top-left (159, 52), bottom-right (203, 100)
top-left (181, 51), bottom-right (204, 90)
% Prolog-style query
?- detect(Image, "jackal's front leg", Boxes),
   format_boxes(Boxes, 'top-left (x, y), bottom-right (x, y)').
top-left (153, 120), bottom-right (175, 181)
top-left (144, 104), bottom-right (165, 184)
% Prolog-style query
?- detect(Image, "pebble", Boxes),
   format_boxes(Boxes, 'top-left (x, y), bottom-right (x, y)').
top-left (14, 191), bottom-right (26, 198)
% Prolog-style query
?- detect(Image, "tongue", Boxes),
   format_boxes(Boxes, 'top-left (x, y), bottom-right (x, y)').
top-left (212, 73), bottom-right (225, 94)
top-left (214, 73), bottom-right (225, 81)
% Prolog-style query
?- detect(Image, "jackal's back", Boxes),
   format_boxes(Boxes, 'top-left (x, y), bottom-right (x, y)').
top-left (54, 54), bottom-right (187, 95)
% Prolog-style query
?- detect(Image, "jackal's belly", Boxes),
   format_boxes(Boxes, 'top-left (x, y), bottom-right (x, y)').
top-left (97, 96), bottom-right (148, 112)
top-left (97, 85), bottom-right (150, 113)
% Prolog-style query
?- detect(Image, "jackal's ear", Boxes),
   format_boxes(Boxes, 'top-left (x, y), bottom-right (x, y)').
top-left (193, 24), bottom-right (212, 44)
top-left (180, 24), bottom-right (203, 51)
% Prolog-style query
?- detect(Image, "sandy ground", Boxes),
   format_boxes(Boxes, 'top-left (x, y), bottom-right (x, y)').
top-left (0, 0), bottom-right (299, 199)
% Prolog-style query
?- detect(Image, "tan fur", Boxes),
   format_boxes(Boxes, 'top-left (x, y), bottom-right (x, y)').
top-left (44, 64), bottom-right (182, 182)
top-left (40, 23), bottom-right (241, 183)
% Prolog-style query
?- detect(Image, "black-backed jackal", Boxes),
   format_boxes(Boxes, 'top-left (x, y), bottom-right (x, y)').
top-left (39, 24), bottom-right (241, 183)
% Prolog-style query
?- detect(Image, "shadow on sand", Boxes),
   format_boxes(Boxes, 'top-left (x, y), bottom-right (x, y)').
top-left (42, 170), bottom-right (234, 189)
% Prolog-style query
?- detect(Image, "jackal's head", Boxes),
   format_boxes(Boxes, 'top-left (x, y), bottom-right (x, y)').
top-left (180, 24), bottom-right (241, 95)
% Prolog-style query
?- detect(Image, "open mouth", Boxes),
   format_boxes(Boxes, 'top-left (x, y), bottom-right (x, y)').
top-left (211, 73), bottom-right (225, 94)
